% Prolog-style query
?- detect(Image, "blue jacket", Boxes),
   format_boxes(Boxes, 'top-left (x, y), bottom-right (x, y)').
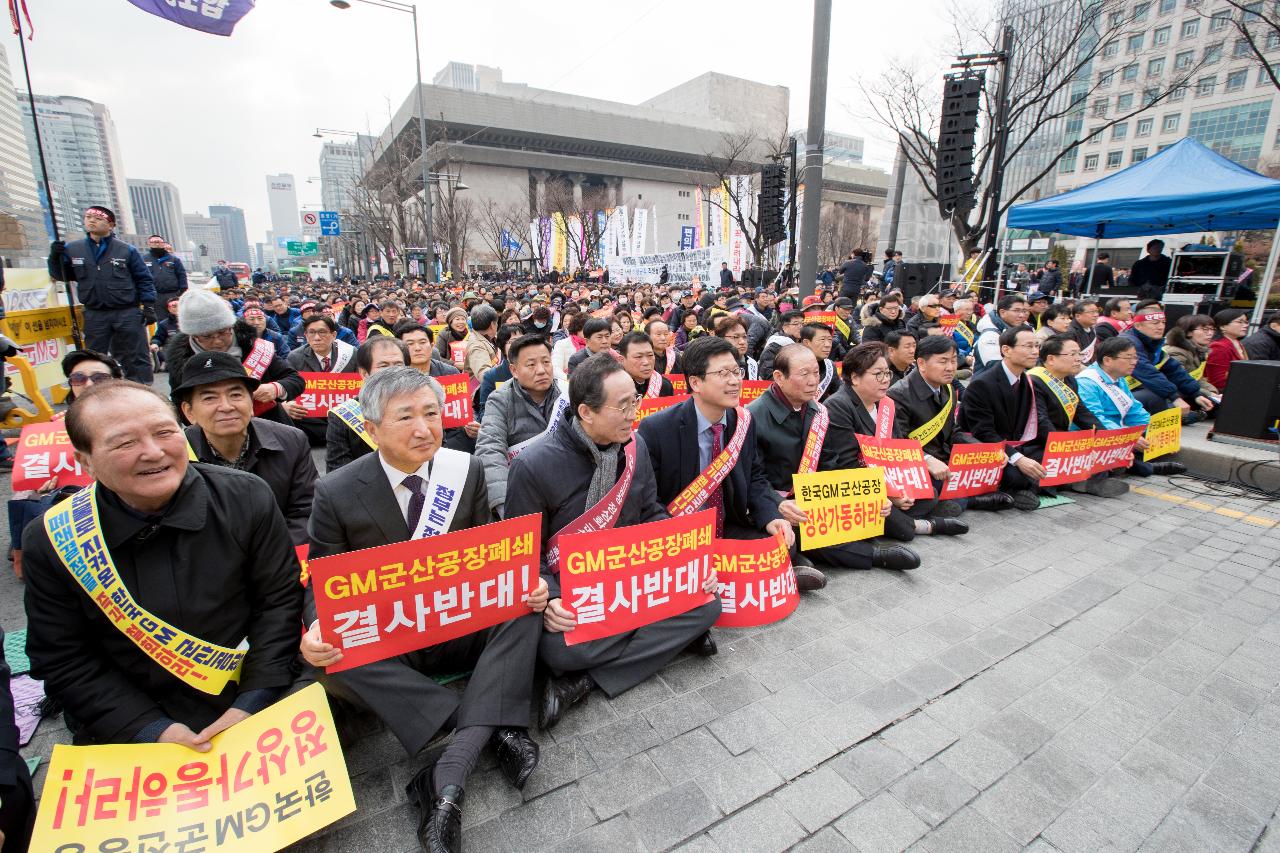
top-left (49, 233), bottom-right (156, 309)
top-left (1121, 328), bottom-right (1201, 403)
top-left (262, 328), bottom-right (290, 358)
top-left (1076, 364), bottom-right (1151, 430)
top-left (266, 308), bottom-right (301, 335)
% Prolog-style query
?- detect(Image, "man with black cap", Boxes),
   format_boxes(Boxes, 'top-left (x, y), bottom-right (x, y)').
top-left (49, 205), bottom-right (157, 384)
top-left (144, 235), bottom-right (187, 323)
top-left (830, 297), bottom-right (856, 359)
top-left (177, 352), bottom-right (317, 545)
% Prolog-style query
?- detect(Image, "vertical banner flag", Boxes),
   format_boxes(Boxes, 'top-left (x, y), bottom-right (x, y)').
top-left (31, 684), bottom-right (354, 851)
top-left (793, 468), bottom-right (886, 549)
top-left (124, 0), bottom-right (257, 36)
top-left (679, 226), bottom-right (696, 251)
top-left (1143, 409), bottom-right (1182, 461)
top-left (693, 186), bottom-right (705, 247)
top-left (631, 208), bottom-right (649, 256)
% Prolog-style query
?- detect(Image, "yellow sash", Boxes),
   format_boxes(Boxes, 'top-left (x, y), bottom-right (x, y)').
top-left (1029, 366), bottom-right (1077, 421)
top-left (43, 485), bottom-right (245, 695)
top-left (954, 323), bottom-right (975, 346)
top-left (834, 316), bottom-right (851, 342)
top-left (332, 398), bottom-right (377, 449)
top-left (1126, 353), bottom-right (1167, 390)
top-left (908, 385), bottom-right (953, 447)
top-left (1189, 360), bottom-right (1206, 381)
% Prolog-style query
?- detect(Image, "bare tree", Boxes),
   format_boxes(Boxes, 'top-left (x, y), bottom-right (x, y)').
top-left (538, 179), bottom-right (611, 271)
top-left (350, 129), bottom-right (428, 275)
top-left (861, 0), bottom-right (1206, 256)
top-left (698, 120), bottom-right (791, 269)
top-left (818, 202), bottom-right (877, 268)
top-left (1214, 0), bottom-right (1280, 91)
top-left (476, 199), bottom-right (532, 271)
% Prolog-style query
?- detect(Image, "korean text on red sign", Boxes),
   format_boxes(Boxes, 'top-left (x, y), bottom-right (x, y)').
top-left (296, 372), bottom-right (362, 418)
top-left (712, 531), bottom-right (797, 628)
top-left (12, 420), bottom-right (93, 491)
top-left (1039, 429), bottom-right (1098, 485)
top-left (309, 513), bottom-right (542, 672)
top-left (557, 509), bottom-right (716, 646)
top-left (31, 683), bottom-right (355, 852)
top-left (438, 374), bottom-right (474, 428)
top-left (855, 435), bottom-right (935, 500)
top-left (632, 394), bottom-right (687, 429)
top-left (939, 442), bottom-right (1006, 499)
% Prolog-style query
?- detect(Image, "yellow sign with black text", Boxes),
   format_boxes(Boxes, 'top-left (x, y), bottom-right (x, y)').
top-left (1144, 408), bottom-right (1182, 461)
top-left (793, 468), bottom-right (886, 549)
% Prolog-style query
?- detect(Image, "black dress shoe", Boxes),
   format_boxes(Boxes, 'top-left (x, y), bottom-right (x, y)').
top-left (405, 766), bottom-right (463, 853)
top-left (928, 517), bottom-right (969, 536)
top-left (872, 545), bottom-right (921, 571)
top-left (684, 630), bottom-right (718, 657)
top-left (932, 500), bottom-right (964, 518)
top-left (793, 564), bottom-right (828, 591)
top-left (539, 672), bottom-right (594, 730)
top-left (1151, 461), bottom-right (1187, 476)
top-left (1010, 489), bottom-right (1041, 511)
top-left (968, 492), bottom-right (1015, 511)
top-left (492, 728), bottom-right (540, 790)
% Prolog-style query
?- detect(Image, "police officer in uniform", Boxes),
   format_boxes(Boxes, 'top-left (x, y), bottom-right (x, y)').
top-left (48, 206), bottom-right (157, 384)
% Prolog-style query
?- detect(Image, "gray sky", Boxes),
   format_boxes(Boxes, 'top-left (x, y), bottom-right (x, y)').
top-left (3, 0), bottom-right (959, 243)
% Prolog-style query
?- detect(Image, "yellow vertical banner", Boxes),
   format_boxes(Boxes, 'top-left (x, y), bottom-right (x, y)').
top-left (31, 684), bottom-right (356, 852)
top-left (1144, 408), bottom-right (1182, 461)
top-left (793, 468), bottom-right (886, 549)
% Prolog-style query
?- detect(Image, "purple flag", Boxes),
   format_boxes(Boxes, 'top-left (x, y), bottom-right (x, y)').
top-left (124, 0), bottom-right (256, 37)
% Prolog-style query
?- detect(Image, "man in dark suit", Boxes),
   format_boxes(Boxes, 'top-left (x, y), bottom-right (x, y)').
top-left (887, 335), bottom-right (1014, 512)
top-left (1031, 334), bottom-right (1128, 498)
top-left (637, 336), bottom-right (826, 590)
top-left (177, 352), bottom-right (317, 546)
top-left (300, 367), bottom-right (547, 853)
top-left (958, 327), bottom-right (1056, 510)
top-left (505, 354), bottom-right (720, 730)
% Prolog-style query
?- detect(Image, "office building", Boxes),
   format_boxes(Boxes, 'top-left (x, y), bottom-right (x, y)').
top-left (208, 204), bottom-right (250, 265)
top-left (794, 130), bottom-right (867, 165)
top-left (127, 179), bottom-right (186, 248)
top-left (183, 213), bottom-right (228, 273)
top-left (17, 92), bottom-right (134, 235)
top-left (318, 137), bottom-right (374, 214)
top-left (265, 174), bottom-right (299, 243)
top-left (0, 45), bottom-right (46, 254)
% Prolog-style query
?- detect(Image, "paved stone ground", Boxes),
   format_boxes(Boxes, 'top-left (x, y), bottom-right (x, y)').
top-left (8, 468), bottom-right (1280, 852)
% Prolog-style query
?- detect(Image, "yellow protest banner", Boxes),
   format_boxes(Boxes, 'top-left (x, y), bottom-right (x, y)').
top-left (1144, 408), bottom-right (1182, 461)
top-left (1, 269), bottom-right (73, 397)
top-left (3, 304), bottom-right (84, 345)
top-left (793, 467), bottom-right (886, 549)
top-left (32, 683), bottom-right (356, 852)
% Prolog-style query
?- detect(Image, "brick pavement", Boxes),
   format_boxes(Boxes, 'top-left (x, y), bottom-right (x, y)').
top-left (14, 476), bottom-right (1280, 852)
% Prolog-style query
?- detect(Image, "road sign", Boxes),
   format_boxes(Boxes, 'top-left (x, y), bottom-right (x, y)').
top-left (301, 211), bottom-right (319, 228)
top-left (286, 241), bottom-right (319, 255)
top-left (318, 211), bottom-right (341, 236)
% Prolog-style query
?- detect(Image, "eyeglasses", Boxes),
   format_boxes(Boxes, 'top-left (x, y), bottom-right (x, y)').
top-left (602, 395), bottom-right (643, 418)
top-left (1014, 341), bottom-right (1041, 350)
top-left (193, 328), bottom-right (233, 345)
top-left (701, 367), bottom-right (742, 382)
top-left (867, 370), bottom-right (894, 381)
top-left (68, 371), bottom-right (112, 387)
top-left (723, 333), bottom-right (748, 342)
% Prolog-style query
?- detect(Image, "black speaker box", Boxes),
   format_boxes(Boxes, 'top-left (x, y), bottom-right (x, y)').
top-left (1216, 359), bottom-right (1280, 440)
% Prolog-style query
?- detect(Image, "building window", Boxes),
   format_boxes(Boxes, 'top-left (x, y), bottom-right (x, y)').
top-left (1123, 63), bottom-right (1140, 81)
top-left (1154, 24), bottom-right (1172, 44)
top-left (1209, 10), bottom-right (1230, 30)
top-left (1204, 42), bottom-right (1224, 63)
top-left (1137, 116), bottom-right (1155, 135)
top-left (1113, 122), bottom-right (1130, 139)
top-left (1235, 38), bottom-right (1254, 57)
top-left (1182, 18), bottom-right (1200, 37)
top-left (1104, 40), bottom-right (1120, 58)
top-left (1084, 153), bottom-right (1100, 170)
top-left (1111, 10), bottom-right (1125, 25)
top-left (1227, 68), bottom-right (1249, 90)
top-left (1132, 146), bottom-right (1150, 160)
top-left (1088, 126), bottom-right (1104, 143)
top-left (1163, 113), bottom-right (1182, 131)
top-left (1134, 1), bottom-right (1151, 19)
top-left (1243, 1), bottom-right (1263, 21)
top-left (1261, 65), bottom-right (1279, 85)
top-left (1189, 99), bottom-right (1272, 166)
top-left (1175, 50), bottom-right (1195, 69)
top-left (1148, 57), bottom-right (1166, 76)
top-left (1127, 33), bottom-right (1145, 53)
top-left (677, 190), bottom-right (691, 198)
top-left (1060, 149), bottom-right (1079, 172)
top-left (1275, 126), bottom-right (1280, 147)
top-left (1196, 75), bottom-right (1217, 95)
top-left (1159, 0), bottom-right (1176, 13)
top-left (1268, 31), bottom-right (1280, 50)
top-left (677, 213), bottom-right (690, 221)
top-left (1092, 98), bottom-right (1109, 116)
top-left (1117, 92), bottom-right (1136, 109)
top-left (1106, 151), bottom-right (1124, 167)
top-left (1170, 84), bottom-right (1189, 100)
top-left (1099, 70), bottom-right (1115, 87)
top-left (1144, 87), bottom-right (1161, 104)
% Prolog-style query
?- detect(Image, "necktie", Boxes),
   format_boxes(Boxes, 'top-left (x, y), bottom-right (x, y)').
top-left (321, 355), bottom-right (331, 372)
top-left (709, 423), bottom-right (725, 537)
top-left (402, 474), bottom-right (427, 536)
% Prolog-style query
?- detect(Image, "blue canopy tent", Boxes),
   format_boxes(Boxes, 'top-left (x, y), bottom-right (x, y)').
top-left (1005, 138), bottom-right (1280, 323)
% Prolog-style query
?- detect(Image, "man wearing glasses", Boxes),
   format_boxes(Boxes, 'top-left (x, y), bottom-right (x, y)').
top-left (958, 327), bottom-right (1055, 511)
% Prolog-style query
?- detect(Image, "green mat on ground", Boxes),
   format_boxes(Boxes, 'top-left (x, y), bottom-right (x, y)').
top-left (4, 629), bottom-right (28, 676)
top-left (1037, 494), bottom-right (1076, 509)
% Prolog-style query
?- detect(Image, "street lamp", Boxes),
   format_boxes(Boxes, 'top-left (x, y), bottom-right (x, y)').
top-left (329, 0), bottom-right (436, 282)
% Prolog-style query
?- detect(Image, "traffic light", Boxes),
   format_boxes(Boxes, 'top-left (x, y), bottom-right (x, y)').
top-left (758, 163), bottom-right (787, 246)
top-left (936, 72), bottom-right (983, 218)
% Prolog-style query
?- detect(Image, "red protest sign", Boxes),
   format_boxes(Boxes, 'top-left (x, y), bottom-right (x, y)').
top-left (712, 532), bottom-right (797, 628)
top-left (1039, 429), bottom-right (1097, 485)
top-left (12, 421), bottom-right (92, 491)
top-left (633, 394), bottom-right (687, 429)
top-left (1091, 426), bottom-right (1145, 473)
top-left (939, 442), bottom-right (1006, 499)
top-left (739, 380), bottom-right (772, 404)
top-left (939, 314), bottom-right (960, 333)
top-left (856, 435), bottom-right (935, 499)
top-left (297, 372), bottom-right (362, 418)
top-left (664, 373), bottom-right (687, 394)
top-left (438, 374), bottom-right (473, 428)
top-left (309, 513), bottom-right (541, 672)
top-left (448, 341), bottom-right (467, 368)
top-left (557, 510), bottom-right (716, 646)
top-left (803, 310), bottom-right (838, 329)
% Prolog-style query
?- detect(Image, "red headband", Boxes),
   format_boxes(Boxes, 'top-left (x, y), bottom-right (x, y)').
top-left (1136, 311), bottom-right (1166, 323)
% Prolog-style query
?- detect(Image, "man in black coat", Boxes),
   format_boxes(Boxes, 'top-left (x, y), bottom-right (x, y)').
top-left (860, 292), bottom-right (908, 343)
top-left (838, 252), bottom-right (869, 301)
top-left (505, 354), bottom-right (720, 730)
top-left (638, 336), bottom-right (826, 589)
top-left (887, 335), bottom-right (1014, 512)
top-left (957, 327), bottom-right (1056, 510)
top-left (748, 344), bottom-right (919, 571)
top-left (23, 382), bottom-right (303, 747)
top-left (1242, 309), bottom-right (1280, 360)
top-left (1130, 239), bottom-right (1172, 301)
top-left (301, 367), bottom-right (545, 853)
top-left (178, 353), bottom-right (317, 545)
